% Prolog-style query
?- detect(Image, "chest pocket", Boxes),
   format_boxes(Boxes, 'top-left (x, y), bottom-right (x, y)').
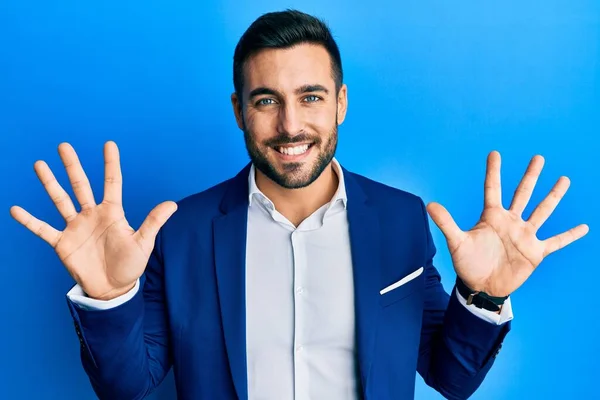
top-left (379, 266), bottom-right (425, 307)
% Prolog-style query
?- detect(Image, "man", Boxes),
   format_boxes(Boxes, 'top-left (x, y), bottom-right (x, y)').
top-left (10, 9), bottom-right (588, 400)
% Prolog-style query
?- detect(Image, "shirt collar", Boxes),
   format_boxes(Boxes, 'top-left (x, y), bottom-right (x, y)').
top-left (248, 158), bottom-right (348, 210)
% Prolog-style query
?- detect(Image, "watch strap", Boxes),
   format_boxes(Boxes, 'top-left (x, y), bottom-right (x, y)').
top-left (455, 277), bottom-right (509, 312)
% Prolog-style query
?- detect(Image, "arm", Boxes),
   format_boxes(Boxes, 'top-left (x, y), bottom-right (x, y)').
top-left (9, 141), bottom-right (179, 399)
top-left (417, 151), bottom-right (588, 399)
top-left (65, 231), bottom-right (172, 400)
top-left (416, 199), bottom-right (511, 400)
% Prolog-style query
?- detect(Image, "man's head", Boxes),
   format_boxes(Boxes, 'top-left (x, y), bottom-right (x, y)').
top-left (231, 10), bottom-right (348, 189)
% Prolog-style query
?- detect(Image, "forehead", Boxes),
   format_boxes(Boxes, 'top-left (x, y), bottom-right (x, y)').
top-left (243, 43), bottom-right (334, 94)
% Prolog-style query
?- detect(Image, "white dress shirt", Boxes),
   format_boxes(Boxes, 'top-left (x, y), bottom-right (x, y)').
top-left (67, 158), bottom-right (513, 399)
top-left (244, 159), bottom-right (358, 399)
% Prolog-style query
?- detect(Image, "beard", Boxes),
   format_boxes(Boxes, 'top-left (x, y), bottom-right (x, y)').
top-left (243, 121), bottom-right (338, 190)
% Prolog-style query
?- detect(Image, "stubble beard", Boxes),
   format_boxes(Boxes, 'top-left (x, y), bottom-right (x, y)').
top-left (243, 121), bottom-right (338, 190)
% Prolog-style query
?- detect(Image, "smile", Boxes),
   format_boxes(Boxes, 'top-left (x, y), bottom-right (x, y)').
top-left (275, 143), bottom-right (313, 156)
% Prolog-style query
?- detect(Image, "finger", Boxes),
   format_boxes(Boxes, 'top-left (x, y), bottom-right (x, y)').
top-left (543, 223), bottom-right (589, 257)
top-left (134, 201), bottom-right (178, 250)
top-left (509, 155), bottom-right (545, 216)
top-left (33, 160), bottom-right (78, 222)
top-left (528, 176), bottom-right (570, 229)
top-left (58, 143), bottom-right (96, 211)
top-left (9, 205), bottom-right (62, 247)
top-left (484, 151), bottom-right (502, 209)
top-left (102, 141), bottom-right (123, 206)
top-left (426, 202), bottom-right (466, 252)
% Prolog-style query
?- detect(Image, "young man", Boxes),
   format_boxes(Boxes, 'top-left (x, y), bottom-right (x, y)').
top-left (10, 9), bottom-right (588, 400)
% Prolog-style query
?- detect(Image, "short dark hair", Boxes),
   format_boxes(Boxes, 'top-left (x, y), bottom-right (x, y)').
top-left (233, 9), bottom-right (343, 100)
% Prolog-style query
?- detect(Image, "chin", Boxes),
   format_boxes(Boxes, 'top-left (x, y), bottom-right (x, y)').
top-left (273, 157), bottom-right (333, 190)
top-left (270, 163), bottom-right (317, 189)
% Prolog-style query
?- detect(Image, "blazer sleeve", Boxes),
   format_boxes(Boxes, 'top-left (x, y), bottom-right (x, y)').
top-left (65, 229), bottom-right (172, 400)
top-left (415, 198), bottom-right (511, 400)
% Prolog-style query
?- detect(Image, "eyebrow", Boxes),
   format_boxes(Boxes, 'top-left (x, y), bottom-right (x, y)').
top-left (295, 84), bottom-right (329, 95)
top-left (248, 84), bottom-right (329, 100)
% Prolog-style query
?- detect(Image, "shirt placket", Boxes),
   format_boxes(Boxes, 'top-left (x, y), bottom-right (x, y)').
top-left (291, 229), bottom-right (310, 400)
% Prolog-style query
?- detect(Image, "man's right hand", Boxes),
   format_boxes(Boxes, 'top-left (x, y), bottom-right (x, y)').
top-left (10, 141), bottom-right (178, 301)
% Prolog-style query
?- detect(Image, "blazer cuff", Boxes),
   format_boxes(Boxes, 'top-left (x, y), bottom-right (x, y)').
top-left (443, 286), bottom-right (512, 373)
top-left (65, 281), bottom-right (145, 369)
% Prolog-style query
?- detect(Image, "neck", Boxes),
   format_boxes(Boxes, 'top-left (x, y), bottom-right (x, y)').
top-left (255, 162), bottom-right (339, 227)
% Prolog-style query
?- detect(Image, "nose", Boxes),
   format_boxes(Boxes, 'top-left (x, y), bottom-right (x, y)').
top-left (277, 102), bottom-right (304, 137)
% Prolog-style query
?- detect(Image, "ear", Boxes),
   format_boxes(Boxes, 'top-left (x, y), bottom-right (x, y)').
top-left (231, 92), bottom-right (244, 130)
top-left (336, 84), bottom-right (348, 125)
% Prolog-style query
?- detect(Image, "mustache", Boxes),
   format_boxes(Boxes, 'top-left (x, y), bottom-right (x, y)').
top-left (263, 133), bottom-right (322, 148)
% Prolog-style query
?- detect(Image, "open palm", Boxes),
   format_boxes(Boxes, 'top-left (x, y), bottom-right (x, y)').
top-left (427, 151), bottom-right (589, 297)
top-left (10, 141), bottom-right (177, 300)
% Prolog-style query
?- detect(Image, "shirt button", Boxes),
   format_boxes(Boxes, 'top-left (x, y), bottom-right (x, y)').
top-left (296, 286), bottom-right (304, 294)
top-left (296, 345), bottom-right (304, 352)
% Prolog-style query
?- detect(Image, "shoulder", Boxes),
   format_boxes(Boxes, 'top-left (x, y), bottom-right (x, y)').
top-left (345, 169), bottom-right (426, 213)
top-left (160, 166), bottom-right (248, 235)
top-left (176, 178), bottom-right (232, 215)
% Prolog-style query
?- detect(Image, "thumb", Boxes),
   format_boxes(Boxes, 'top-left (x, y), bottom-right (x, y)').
top-left (135, 201), bottom-right (178, 247)
top-left (426, 202), bottom-right (465, 251)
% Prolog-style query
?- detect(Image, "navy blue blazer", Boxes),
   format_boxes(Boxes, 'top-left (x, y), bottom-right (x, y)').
top-left (67, 163), bottom-right (510, 400)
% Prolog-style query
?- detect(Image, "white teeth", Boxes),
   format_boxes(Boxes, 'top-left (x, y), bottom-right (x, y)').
top-left (278, 144), bottom-right (309, 155)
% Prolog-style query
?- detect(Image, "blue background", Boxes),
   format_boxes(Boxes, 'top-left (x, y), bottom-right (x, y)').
top-left (1, 1), bottom-right (598, 399)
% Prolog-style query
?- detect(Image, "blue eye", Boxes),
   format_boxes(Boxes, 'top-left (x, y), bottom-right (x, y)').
top-left (304, 95), bottom-right (321, 102)
top-left (256, 98), bottom-right (275, 106)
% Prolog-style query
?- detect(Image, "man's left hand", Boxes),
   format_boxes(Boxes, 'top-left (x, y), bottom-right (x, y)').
top-left (426, 151), bottom-right (589, 297)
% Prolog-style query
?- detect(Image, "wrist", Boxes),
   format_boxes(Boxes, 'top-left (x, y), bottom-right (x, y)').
top-left (86, 282), bottom-right (136, 301)
top-left (456, 276), bottom-right (509, 312)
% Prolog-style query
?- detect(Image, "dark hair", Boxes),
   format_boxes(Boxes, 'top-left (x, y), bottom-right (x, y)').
top-left (233, 9), bottom-right (343, 100)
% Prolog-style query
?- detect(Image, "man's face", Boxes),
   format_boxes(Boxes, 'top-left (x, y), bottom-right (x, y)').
top-left (232, 43), bottom-right (347, 189)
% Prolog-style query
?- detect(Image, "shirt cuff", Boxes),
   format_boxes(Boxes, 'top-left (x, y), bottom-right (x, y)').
top-left (455, 288), bottom-right (514, 325)
top-left (66, 279), bottom-right (140, 311)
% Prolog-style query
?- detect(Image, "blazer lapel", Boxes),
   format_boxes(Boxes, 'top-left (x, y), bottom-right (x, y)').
top-left (213, 163), bottom-right (252, 400)
top-left (343, 168), bottom-right (382, 396)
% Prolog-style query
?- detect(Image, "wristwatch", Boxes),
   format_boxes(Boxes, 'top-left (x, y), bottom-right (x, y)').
top-left (455, 277), bottom-right (509, 312)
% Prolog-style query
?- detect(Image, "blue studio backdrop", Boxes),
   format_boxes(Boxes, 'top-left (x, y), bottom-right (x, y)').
top-left (1, 1), bottom-right (598, 399)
